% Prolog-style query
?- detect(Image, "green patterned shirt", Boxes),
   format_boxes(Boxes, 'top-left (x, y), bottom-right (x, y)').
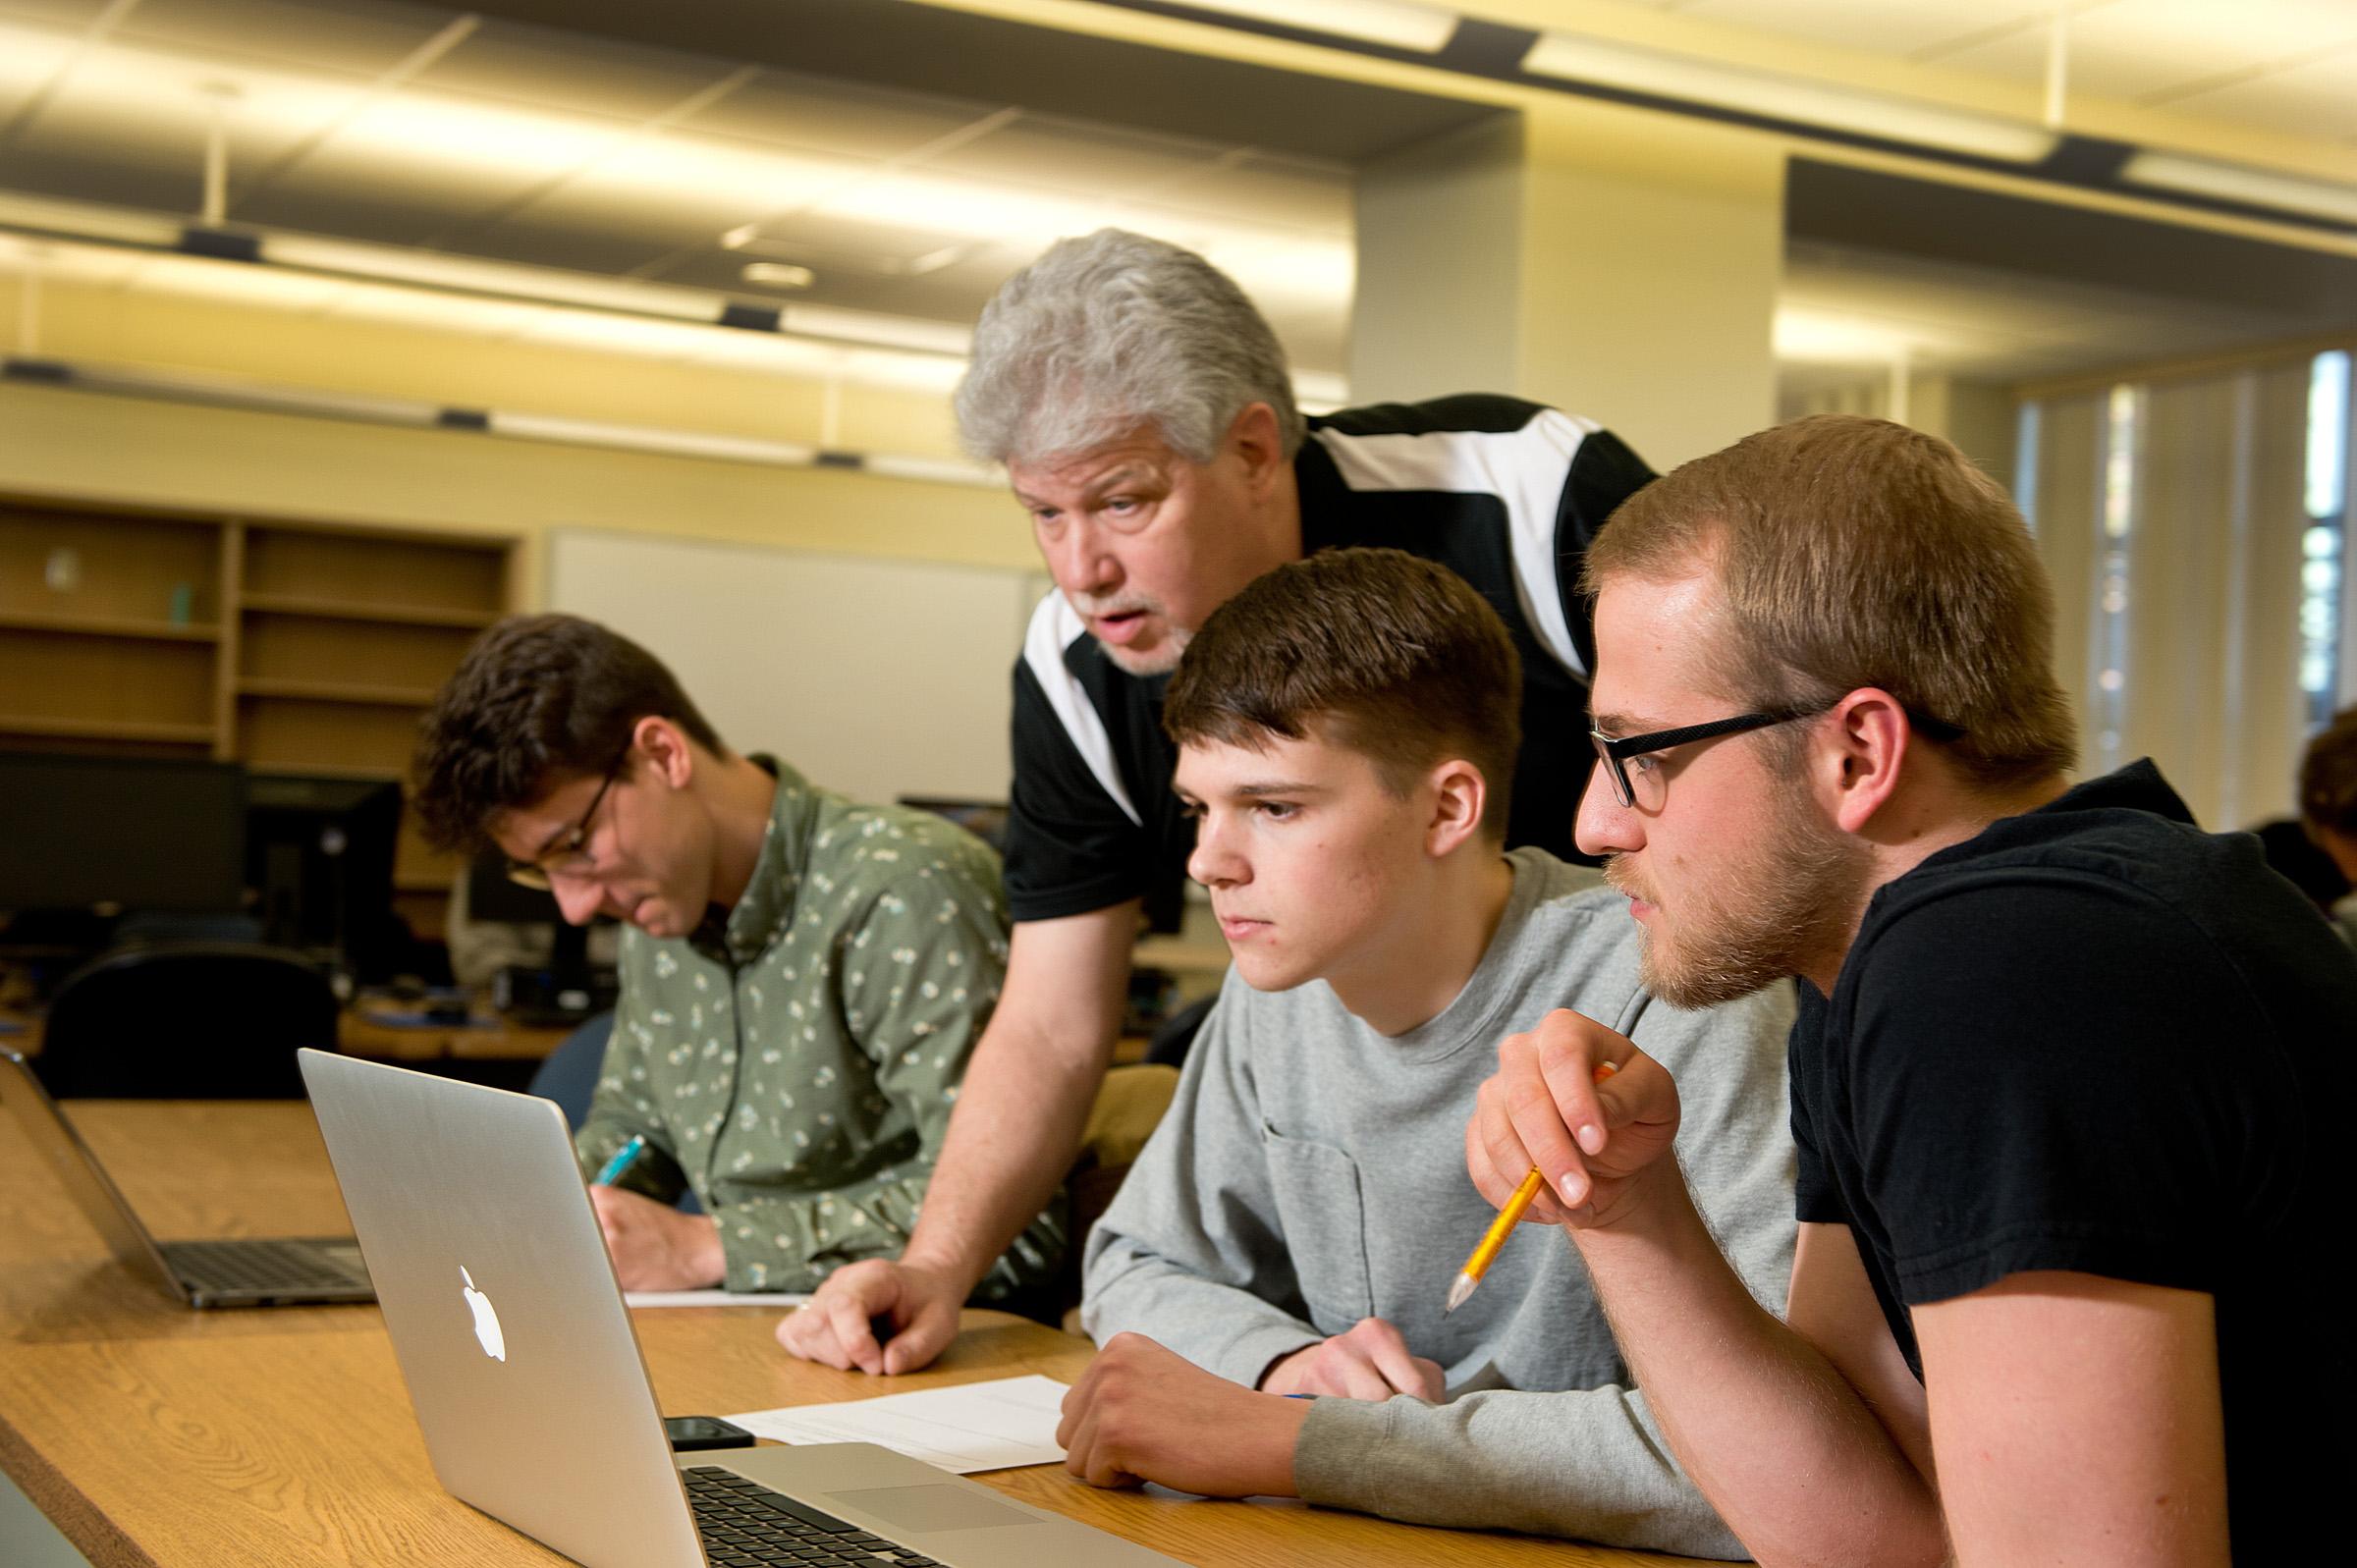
top-left (574, 757), bottom-right (1062, 1298)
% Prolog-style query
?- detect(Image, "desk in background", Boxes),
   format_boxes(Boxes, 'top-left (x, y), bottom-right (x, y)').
top-left (0, 1002), bottom-right (572, 1070)
top-left (0, 1101), bottom-right (1690, 1568)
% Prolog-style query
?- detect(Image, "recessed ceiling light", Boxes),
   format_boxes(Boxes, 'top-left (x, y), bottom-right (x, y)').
top-left (741, 261), bottom-right (815, 290)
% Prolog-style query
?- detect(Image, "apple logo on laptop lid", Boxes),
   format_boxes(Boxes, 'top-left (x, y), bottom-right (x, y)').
top-left (461, 1267), bottom-right (506, 1362)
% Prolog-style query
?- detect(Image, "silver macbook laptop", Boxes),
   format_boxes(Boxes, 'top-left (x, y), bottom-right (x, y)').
top-left (0, 1048), bottom-right (372, 1308)
top-left (297, 1050), bottom-right (1184, 1568)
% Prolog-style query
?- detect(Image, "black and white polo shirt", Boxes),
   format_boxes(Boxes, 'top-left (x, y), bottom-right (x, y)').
top-left (1003, 395), bottom-right (1656, 928)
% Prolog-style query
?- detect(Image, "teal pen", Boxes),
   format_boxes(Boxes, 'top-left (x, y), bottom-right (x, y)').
top-left (592, 1134), bottom-right (647, 1187)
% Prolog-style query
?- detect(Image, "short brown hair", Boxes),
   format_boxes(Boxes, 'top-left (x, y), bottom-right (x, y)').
top-left (411, 614), bottom-right (725, 853)
top-left (2300, 705), bottom-right (2357, 837)
top-left (1584, 414), bottom-right (2077, 790)
top-left (1163, 547), bottom-right (1522, 838)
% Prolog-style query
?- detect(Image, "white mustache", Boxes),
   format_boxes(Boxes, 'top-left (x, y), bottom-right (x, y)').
top-left (1067, 591), bottom-right (1160, 619)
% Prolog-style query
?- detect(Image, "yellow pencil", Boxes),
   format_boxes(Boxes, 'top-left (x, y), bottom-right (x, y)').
top-left (1443, 1062), bottom-right (1616, 1313)
top-left (1443, 990), bottom-right (1651, 1315)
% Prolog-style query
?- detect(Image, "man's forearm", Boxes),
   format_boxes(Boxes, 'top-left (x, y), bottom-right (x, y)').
top-left (1574, 1173), bottom-right (1945, 1567)
top-left (899, 1009), bottom-right (1110, 1292)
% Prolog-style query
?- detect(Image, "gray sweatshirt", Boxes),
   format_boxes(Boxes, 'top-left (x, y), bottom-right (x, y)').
top-left (1081, 849), bottom-right (1795, 1559)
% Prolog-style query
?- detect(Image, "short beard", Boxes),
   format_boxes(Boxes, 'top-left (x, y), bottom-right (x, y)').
top-left (1607, 785), bottom-right (1868, 1009)
top-left (1100, 623), bottom-right (1191, 676)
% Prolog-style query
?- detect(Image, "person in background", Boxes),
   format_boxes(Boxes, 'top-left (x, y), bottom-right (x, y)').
top-left (1061, 548), bottom-right (1793, 1557)
top-left (1469, 415), bottom-right (2357, 1562)
top-left (411, 614), bottom-right (1060, 1301)
top-left (2279, 703), bottom-right (2357, 944)
top-left (780, 226), bottom-right (1658, 1376)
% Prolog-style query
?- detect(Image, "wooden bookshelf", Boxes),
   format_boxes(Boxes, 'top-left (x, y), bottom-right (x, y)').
top-left (0, 493), bottom-right (515, 946)
top-left (0, 610), bottom-right (220, 642)
top-left (240, 593), bottom-right (501, 629)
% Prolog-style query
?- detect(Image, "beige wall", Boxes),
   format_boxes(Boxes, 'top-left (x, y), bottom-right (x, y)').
top-left (1354, 99), bottom-right (1782, 470)
top-left (0, 383), bottom-right (1037, 610)
top-left (1782, 371), bottom-right (2021, 491)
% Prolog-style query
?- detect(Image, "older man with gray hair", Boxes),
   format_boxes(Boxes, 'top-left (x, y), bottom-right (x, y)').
top-left (778, 227), bottom-right (1657, 1376)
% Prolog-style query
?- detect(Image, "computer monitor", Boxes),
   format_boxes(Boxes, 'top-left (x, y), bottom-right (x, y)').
top-left (0, 752), bottom-right (247, 915)
top-left (466, 849), bottom-right (591, 970)
top-left (244, 773), bottom-right (403, 982)
top-left (896, 795), bottom-right (1010, 855)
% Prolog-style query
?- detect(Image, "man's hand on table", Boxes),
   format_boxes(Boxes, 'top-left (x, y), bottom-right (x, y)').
top-left (776, 1257), bottom-right (965, 1376)
top-left (1259, 1317), bottom-right (1444, 1402)
top-left (1060, 1333), bottom-right (1308, 1496)
top-left (586, 1185), bottom-right (726, 1290)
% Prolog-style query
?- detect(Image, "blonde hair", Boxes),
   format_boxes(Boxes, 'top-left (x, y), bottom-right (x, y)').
top-left (1584, 414), bottom-right (2077, 789)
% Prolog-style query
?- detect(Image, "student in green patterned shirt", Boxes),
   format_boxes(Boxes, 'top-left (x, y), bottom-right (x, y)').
top-left (412, 614), bottom-right (1061, 1302)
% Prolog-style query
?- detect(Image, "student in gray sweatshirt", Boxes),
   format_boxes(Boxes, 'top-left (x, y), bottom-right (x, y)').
top-left (1058, 548), bottom-right (1795, 1558)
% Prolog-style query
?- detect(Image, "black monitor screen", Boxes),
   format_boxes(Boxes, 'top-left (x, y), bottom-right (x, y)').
top-left (0, 753), bottom-right (246, 913)
top-left (245, 773), bottom-right (402, 978)
top-left (466, 849), bottom-right (565, 925)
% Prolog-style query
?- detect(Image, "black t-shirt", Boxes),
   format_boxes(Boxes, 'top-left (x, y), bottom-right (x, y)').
top-left (1789, 761), bottom-right (2357, 1558)
top-left (1002, 395), bottom-right (1656, 926)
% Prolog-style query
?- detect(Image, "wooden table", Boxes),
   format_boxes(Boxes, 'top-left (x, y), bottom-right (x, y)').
top-left (0, 1103), bottom-right (1692, 1568)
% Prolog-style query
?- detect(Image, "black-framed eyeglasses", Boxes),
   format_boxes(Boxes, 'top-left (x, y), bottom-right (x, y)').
top-left (1591, 701), bottom-right (1966, 811)
top-left (506, 753), bottom-right (629, 891)
top-left (1589, 706), bottom-right (1830, 811)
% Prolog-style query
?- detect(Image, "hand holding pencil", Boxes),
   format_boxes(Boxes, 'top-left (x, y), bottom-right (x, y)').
top-left (1448, 990), bottom-right (1654, 1314)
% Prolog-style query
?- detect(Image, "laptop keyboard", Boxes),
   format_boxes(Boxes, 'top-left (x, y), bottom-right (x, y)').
top-left (684, 1467), bottom-right (943, 1567)
top-left (165, 1240), bottom-right (370, 1294)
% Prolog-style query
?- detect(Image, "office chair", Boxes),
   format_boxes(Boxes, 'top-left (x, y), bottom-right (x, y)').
top-left (35, 942), bottom-right (338, 1099)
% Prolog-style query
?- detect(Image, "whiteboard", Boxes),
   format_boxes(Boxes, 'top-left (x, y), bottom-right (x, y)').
top-left (548, 528), bottom-right (1048, 808)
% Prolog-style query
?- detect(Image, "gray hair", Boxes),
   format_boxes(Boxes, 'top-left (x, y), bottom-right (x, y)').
top-left (955, 229), bottom-right (1305, 468)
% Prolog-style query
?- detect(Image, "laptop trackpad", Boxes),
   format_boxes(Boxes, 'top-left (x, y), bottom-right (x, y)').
top-left (827, 1484), bottom-right (1035, 1534)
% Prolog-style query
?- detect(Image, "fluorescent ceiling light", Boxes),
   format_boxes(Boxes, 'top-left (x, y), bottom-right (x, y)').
top-left (263, 234), bottom-right (722, 323)
top-left (863, 453), bottom-right (1000, 487)
top-left (63, 358), bottom-right (443, 428)
top-left (1167, 0), bottom-right (1456, 54)
top-left (781, 304), bottom-right (970, 356)
top-left (2121, 151), bottom-right (2357, 227)
top-left (740, 262), bottom-right (815, 290)
top-left (0, 190), bottom-right (181, 249)
top-left (1522, 31), bottom-right (2056, 165)
top-left (489, 410), bottom-right (817, 466)
top-left (1773, 308), bottom-right (1914, 364)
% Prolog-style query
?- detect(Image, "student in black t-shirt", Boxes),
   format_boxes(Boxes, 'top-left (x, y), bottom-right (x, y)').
top-left (778, 228), bottom-right (1655, 1377)
top-left (1467, 414), bottom-right (2357, 1563)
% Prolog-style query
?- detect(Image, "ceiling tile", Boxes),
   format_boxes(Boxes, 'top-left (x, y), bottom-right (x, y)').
top-left (116, 0), bottom-right (456, 79)
top-left (0, 147), bottom-right (209, 212)
top-left (919, 115), bottom-right (1233, 196)
top-left (1134, 154), bottom-right (1352, 235)
top-left (708, 210), bottom-right (991, 277)
top-left (0, 22), bottom-right (77, 120)
top-left (2156, 50), bottom-right (2357, 144)
top-left (1682, 0), bottom-right (2045, 60)
top-left (433, 218), bottom-right (685, 276)
top-left (515, 133), bottom-right (869, 235)
top-left (410, 19), bottom-right (743, 120)
top-left (0, 1), bottom-right (112, 29)
top-left (675, 68), bottom-right (996, 160)
top-left (1927, 0), bottom-right (2357, 104)
top-left (12, 49), bottom-right (357, 194)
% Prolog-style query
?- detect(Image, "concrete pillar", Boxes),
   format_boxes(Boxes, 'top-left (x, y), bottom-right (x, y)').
top-left (1353, 98), bottom-right (1785, 469)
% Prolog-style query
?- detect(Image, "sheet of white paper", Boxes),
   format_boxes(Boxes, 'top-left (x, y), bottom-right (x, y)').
top-left (726, 1375), bottom-right (1069, 1474)
top-left (624, 1289), bottom-right (810, 1308)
